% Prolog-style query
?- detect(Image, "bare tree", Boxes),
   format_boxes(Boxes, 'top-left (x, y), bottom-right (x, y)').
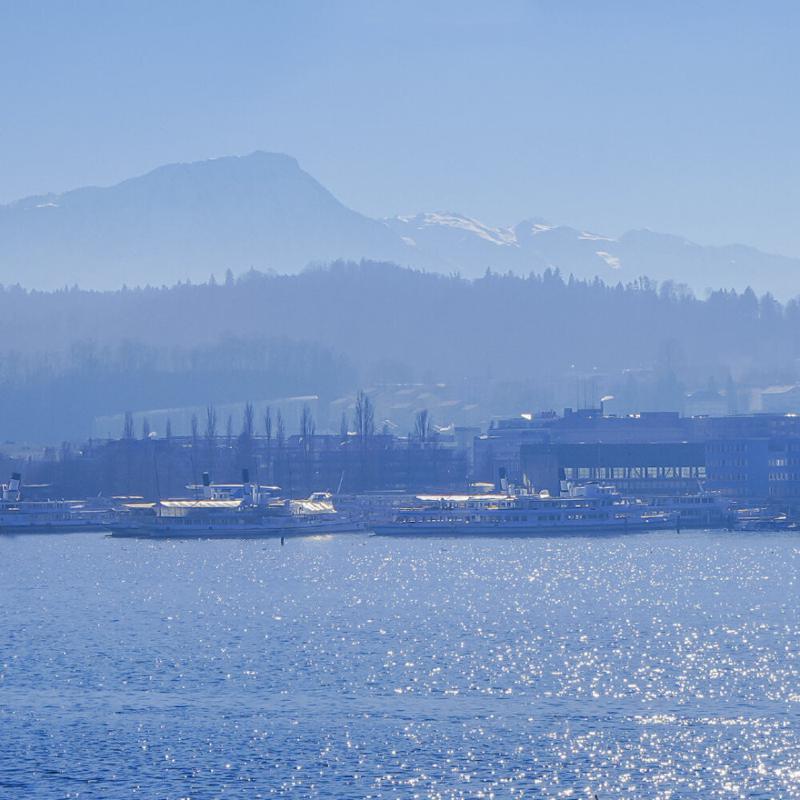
top-left (353, 390), bottom-right (375, 489)
top-left (353, 390), bottom-right (375, 444)
top-left (225, 414), bottom-right (234, 447)
top-left (205, 403), bottom-right (218, 442)
top-left (190, 412), bottom-right (199, 486)
top-left (276, 410), bottom-right (285, 449)
top-left (123, 411), bottom-right (135, 440)
top-left (300, 404), bottom-right (315, 443)
top-left (121, 411), bottom-right (135, 495)
top-left (238, 401), bottom-right (256, 473)
top-left (263, 405), bottom-right (273, 482)
top-left (414, 409), bottom-right (431, 445)
top-left (274, 409), bottom-right (286, 488)
top-left (242, 401), bottom-right (255, 440)
top-left (264, 406), bottom-right (273, 443)
top-left (299, 404), bottom-right (316, 489)
top-left (300, 405), bottom-right (316, 461)
top-left (204, 404), bottom-right (219, 473)
top-left (340, 411), bottom-right (348, 441)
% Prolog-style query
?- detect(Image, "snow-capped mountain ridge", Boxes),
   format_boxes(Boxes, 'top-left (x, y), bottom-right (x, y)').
top-left (388, 211), bottom-right (800, 295)
top-left (392, 212), bottom-right (518, 247)
top-left (0, 151), bottom-right (797, 297)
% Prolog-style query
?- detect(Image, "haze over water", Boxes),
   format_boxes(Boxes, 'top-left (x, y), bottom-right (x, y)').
top-left (2, 530), bottom-right (800, 798)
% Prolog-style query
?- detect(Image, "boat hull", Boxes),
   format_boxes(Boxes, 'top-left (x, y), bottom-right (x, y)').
top-left (0, 519), bottom-right (109, 533)
top-left (0, 526), bottom-right (107, 534)
top-left (371, 518), bottom-right (676, 536)
top-left (108, 519), bottom-right (363, 538)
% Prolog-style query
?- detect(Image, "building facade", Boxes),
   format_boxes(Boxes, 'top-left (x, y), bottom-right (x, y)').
top-left (478, 409), bottom-right (800, 505)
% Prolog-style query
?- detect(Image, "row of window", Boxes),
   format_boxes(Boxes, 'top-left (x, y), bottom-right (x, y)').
top-left (769, 472), bottom-right (800, 482)
top-left (715, 471), bottom-right (800, 483)
top-left (399, 512), bottom-right (615, 524)
top-left (707, 443), bottom-right (751, 453)
top-left (563, 466), bottom-right (705, 480)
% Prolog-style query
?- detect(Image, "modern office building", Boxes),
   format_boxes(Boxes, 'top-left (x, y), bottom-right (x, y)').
top-left (476, 408), bottom-right (800, 505)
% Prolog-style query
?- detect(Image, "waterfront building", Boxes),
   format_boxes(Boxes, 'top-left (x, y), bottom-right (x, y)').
top-left (477, 409), bottom-right (800, 506)
top-left (475, 408), bottom-right (708, 493)
top-left (521, 441), bottom-right (706, 496)
top-left (704, 414), bottom-right (800, 503)
top-left (760, 384), bottom-right (800, 414)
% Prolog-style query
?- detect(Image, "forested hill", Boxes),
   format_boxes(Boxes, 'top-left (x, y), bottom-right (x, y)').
top-left (0, 261), bottom-right (795, 375)
top-left (0, 261), bottom-right (796, 441)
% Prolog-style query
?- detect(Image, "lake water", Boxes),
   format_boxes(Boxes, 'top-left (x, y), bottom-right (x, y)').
top-left (2, 530), bottom-right (800, 798)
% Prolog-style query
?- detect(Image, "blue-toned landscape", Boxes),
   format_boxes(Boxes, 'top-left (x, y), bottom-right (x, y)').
top-left (3, 3), bottom-right (800, 796)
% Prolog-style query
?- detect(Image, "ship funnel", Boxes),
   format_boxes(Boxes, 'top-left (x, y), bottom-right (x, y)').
top-left (242, 467), bottom-right (256, 504)
top-left (498, 467), bottom-right (509, 495)
top-left (201, 472), bottom-right (212, 499)
top-left (4, 472), bottom-right (21, 501)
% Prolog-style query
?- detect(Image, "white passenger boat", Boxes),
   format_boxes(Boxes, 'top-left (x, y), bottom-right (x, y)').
top-left (647, 492), bottom-right (732, 529)
top-left (0, 473), bottom-right (109, 532)
top-left (371, 482), bottom-right (677, 536)
top-left (109, 471), bottom-right (361, 538)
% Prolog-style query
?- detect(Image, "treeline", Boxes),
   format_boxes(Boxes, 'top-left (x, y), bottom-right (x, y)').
top-left (0, 261), bottom-right (798, 441)
top-left (0, 261), bottom-right (795, 374)
top-left (27, 400), bottom-right (467, 499)
top-left (0, 337), bottom-right (354, 442)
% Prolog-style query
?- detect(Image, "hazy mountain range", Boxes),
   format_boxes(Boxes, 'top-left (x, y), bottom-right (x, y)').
top-left (1, 151), bottom-right (797, 296)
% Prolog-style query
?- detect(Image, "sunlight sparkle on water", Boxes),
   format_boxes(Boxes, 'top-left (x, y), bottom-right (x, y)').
top-left (1, 530), bottom-right (800, 797)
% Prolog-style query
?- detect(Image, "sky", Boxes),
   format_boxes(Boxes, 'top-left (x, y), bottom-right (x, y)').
top-left (1, 0), bottom-right (798, 256)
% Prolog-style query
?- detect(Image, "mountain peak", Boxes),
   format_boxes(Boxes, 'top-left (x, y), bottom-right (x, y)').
top-left (391, 211), bottom-right (517, 247)
top-left (0, 151), bottom-right (411, 290)
top-left (128, 150), bottom-right (303, 187)
top-left (0, 153), bottom-right (796, 297)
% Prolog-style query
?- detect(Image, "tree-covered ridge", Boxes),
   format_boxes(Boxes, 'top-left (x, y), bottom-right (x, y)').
top-left (0, 260), bottom-right (797, 441)
top-left (0, 260), bottom-right (795, 370)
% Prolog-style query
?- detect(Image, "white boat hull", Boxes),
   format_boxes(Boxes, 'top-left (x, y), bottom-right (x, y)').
top-left (109, 518), bottom-right (363, 538)
top-left (371, 517), bottom-right (676, 536)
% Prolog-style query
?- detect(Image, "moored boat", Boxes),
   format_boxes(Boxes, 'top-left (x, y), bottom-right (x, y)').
top-left (108, 470), bottom-right (362, 538)
top-left (0, 473), bottom-right (110, 533)
top-left (371, 482), bottom-right (678, 536)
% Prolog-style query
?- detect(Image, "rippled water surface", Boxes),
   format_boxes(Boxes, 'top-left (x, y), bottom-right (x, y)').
top-left (2, 530), bottom-right (800, 798)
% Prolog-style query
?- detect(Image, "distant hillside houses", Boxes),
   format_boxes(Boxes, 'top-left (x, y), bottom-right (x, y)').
top-left (760, 384), bottom-right (800, 414)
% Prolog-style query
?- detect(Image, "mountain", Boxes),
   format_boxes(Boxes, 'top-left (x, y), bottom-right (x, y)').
top-left (386, 213), bottom-right (800, 298)
top-left (1, 151), bottom-right (798, 296)
top-left (0, 152), bottom-right (414, 290)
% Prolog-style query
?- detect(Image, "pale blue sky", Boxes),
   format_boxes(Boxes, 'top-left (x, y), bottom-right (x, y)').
top-left (1, 0), bottom-right (798, 255)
